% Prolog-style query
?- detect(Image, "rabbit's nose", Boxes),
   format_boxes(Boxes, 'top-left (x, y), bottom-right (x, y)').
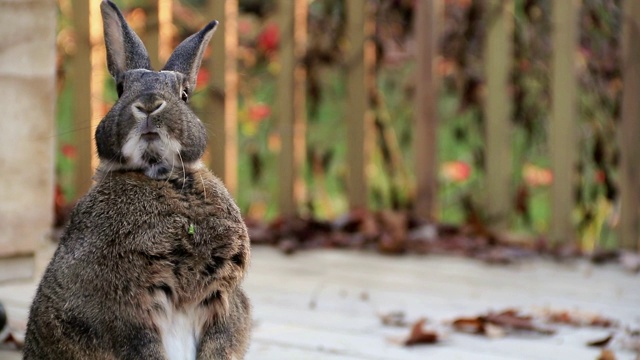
top-left (132, 97), bottom-right (166, 116)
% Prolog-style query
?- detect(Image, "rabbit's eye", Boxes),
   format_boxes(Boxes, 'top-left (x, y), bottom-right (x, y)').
top-left (116, 82), bottom-right (124, 98)
top-left (181, 90), bottom-right (189, 103)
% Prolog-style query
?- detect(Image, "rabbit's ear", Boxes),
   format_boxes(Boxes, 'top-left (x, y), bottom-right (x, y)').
top-left (100, 0), bottom-right (151, 78)
top-left (163, 20), bottom-right (219, 90)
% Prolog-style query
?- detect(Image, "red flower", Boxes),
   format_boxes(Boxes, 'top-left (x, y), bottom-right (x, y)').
top-left (196, 68), bottom-right (210, 90)
top-left (248, 103), bottom-right (271, 122)
top-left (257, 23), bottom-right (279, 54)
top-left (523, 164), bottom-right (553, 187)
top-left (61, 144), bottom-right (77, 159)
top-left (55, 184), bottom-right (65, 208)
top-left (440, 161), bottom-right (471, 182)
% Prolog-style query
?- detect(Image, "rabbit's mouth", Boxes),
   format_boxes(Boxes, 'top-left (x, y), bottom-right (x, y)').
top-left (141, 131), bottom-right (161, 142)
top-left (140, 117), bottom-right (162, 142)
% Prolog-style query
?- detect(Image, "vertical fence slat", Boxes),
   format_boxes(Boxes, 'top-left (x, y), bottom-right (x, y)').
top-left (206, 0), bottom-right (238, 196)
top-left (90, 0), bottom-right (104, 171)
top-left (146, 0), bottom-right (173, 69)
top-left (71, 0), bottom-right (93, 197)
top-left (619, 0), bottom-right (640, 251)
top-left (277, 0), bottom-right (307, 216)
top-left (484, 0), bottom-right (513, 230)
top-left (549, 0), bottom-right (579, 245)
top-left (346, 0), bottom-right (375, 210)
top-left (413, 0), bottom-right (442, 221)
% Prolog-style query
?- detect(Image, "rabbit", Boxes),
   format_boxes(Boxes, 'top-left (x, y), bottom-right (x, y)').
top-left (23, 1), bottom-right (251, 359)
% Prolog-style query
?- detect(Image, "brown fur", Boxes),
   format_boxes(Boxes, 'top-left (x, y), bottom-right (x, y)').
top-left (25, 2), bottom-right (251, 357)
top-left (24, 168), bottom-right (251, 359)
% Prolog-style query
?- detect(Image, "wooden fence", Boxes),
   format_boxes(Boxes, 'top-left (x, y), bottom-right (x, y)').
top-left (68, 0), bottom-right (640, 251)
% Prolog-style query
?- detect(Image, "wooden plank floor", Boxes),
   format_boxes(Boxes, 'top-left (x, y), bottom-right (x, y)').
top-left (1, 246), bottom-right (639, 359)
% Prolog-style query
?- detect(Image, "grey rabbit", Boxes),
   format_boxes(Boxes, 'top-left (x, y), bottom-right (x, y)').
top-left (24, 1), bottom-right (251, 359)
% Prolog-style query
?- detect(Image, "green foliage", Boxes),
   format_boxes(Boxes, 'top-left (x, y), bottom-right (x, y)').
top-left (54, 0), bottom-right (625, 250)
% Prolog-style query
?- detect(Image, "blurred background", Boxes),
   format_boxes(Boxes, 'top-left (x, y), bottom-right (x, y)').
top-left (2, 1), bottom-right (640, 358)
top-left (2, 0), bottom-right (640, 265)
top-left (53, 0), bottom-right (637, 253)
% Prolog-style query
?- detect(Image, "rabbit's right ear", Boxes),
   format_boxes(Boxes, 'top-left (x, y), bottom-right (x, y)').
top-left (100, 0), bottom-right (151, 78)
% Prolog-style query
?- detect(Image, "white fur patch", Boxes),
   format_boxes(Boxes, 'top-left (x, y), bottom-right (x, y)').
top-left (153, 291), bottom-right (208, 360)
top-left (120, 127), bottom-right (183, 179)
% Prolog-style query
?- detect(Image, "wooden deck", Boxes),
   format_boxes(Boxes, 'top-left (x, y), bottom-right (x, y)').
top-left (1, 246), bottom-right (639, 359)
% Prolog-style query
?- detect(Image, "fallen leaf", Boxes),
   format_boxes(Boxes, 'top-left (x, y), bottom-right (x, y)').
top-left (587, 334), bottom-right (614, 347)
top-left (483, 309), bottom-right (554, 335)
top-left (404, 319), bottom-right (439, 346)
top-left (452, 317), bottom-right (485, 334)
top-left (452, 309), bottom-right (554, 337)
top-left (597, 349), bottom-right (616, 360)
top-left (544, 309), bottom-right (616, 328)
top-left (1, 332), bottom-right (24, 350)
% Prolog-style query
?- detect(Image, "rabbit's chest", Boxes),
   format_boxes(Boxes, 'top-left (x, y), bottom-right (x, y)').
top-left (152, 291), bottom-right (207, 360)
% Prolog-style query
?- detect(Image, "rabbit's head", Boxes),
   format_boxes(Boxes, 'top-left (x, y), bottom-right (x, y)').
top-left (96, 0), bottom-right (217, 179)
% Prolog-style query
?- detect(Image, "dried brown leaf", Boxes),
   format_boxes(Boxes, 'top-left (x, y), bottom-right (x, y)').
top-left (587, 334), bottom-right (614, 347)
top-left (1, 332), bottom-right (24, 350)
top-left (545, 309), bottom-right (616, 328)
top-left (452, 317), bottom-right (485, 334)
top-left (453, 309), bottom-right (554, 336)
top-left (404, 319), bottom-right (439, 346)
top-left (485, 310), bottom-right (548, 333)
top-left (597, 349), bottom-right (616, 360)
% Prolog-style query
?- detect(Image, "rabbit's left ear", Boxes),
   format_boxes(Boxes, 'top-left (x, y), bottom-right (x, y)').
top-left (100, 0), bottom-right (151, 78)
top-left (163, 21), bottom-right (219, 91)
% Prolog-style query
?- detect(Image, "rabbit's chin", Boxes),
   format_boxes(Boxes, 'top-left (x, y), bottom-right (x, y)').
top-left (99, 129), bottom-right (197, 180)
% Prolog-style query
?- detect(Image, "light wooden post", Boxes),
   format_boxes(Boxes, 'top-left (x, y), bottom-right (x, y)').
top-left (0, 0), bottom-right (57, 268)
top-left (146, 0), bottom-right (173, 70)
top-left (346, 0), bottom-right (375, 209)
top-left (71, 0), bottom-right (93, 197)
top-left (413, 0), bottom-right (443, 221)
top-left (71, 0), bottom-right (104, 196)
top-left (484, 0), bottom-right (513, 230)
top-left (90, 0), bottom-right (105, 171)
top-left (619, 0), bottom-right (640, 251)
top-left (549, 0), bottom-right (579, 245)
top-left (206, 0), bottom-right (238, 196)
top-left (277, 0), bottom-right (307, 216)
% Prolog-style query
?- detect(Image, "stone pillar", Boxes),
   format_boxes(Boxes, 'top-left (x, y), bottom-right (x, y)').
top-left (0, 0), bottom-right (57, 277)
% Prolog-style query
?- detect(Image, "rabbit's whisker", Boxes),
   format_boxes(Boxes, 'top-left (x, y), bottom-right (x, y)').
top-left (164, 140), bottom-right (178, 186)
top-left (200, 172), bottom-right (207, 201)
top-left (174, 144), bottom-right (187, 191)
